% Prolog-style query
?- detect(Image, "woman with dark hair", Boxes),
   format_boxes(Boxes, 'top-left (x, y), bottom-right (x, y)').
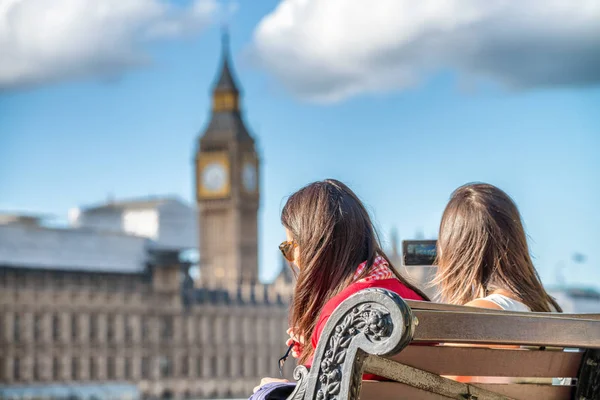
top-left (253, 179), bottom-right (428, 393)
top-left (433, 182), bottom-right (561, 312)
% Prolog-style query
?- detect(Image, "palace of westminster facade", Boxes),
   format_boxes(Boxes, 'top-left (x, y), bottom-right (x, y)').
top-left (0, 35), bottom-right (295, 399)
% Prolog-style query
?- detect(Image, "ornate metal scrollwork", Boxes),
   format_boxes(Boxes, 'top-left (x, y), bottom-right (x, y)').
top-left (314, 304), bottom-right (393, 400)
top-left (287, 365), bottom-right (310, 400)
top-left (287, 288), bottom-right (415, 400)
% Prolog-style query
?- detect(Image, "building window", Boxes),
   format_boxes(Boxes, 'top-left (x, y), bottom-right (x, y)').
top-left (196, 357), bottom-right (202, 377)
top-left (124, 277), bottom-right (135, 290)
top-left (107, 357), bottom-right (116, 380)
top-left (221, 318), bottom-right (228, 343)
top-left (195, 319), bottom-right (202, 344)
top-left (211, 356), bottom-right (217, 377)
top-left (213, 319), bottom-right (219, 343)
top-left (125, 316), bottom-right (133, 343)
top-left (181, 356), bottom-right (189, 377)
top-left (124, 357), bottom-right (132, 380)
top-left (160, 316), bottom-right (173, 341)
top-left (54, 271), bottom-right (65, 288)
top-left (71, 357), bottom-right (78, 380)
top-left (224, 356), bottom-right (231, 377)
top-left (52, 357), bottom-right (60, 381)
top-left (73, 273), bottom-right (84, 288)
top-left (5, 270), bottom-right (14, 288)
top-left (33, 358), bottom-right (41, 381)
top-left (90, 315), bottom-right (97, 341)
top-left (16, 270), bottom-right (26, 288)
top-left (107, 276), bottom-right (119, 292)
top-left (63, 272), bottom-right (72, 288)
top-left (40, 271), bottom-right (50, 289)
top-left (107, 315), bottom-right (114, 342)
top-left (142, 317), bottom-right (150, 341)
top-left (34, 314), bottom-right (42, 342)
top-left (52, 314), bottom-right (60, 342)
top-left (89, 358), bottom-right (97, 380)
top-left (181, 317), bottom-right (188, 343)
top-left (90, 274), bottom-right (101, 290)
top-left (141, 357), bottom-right (150, 379)
top-left (159, 356), bottom-right (172, 378)
top-left (14, 357), bottom-right (20, 381)
top-left (71, 315), bottom-right (78, 340)
top-left (207, 317), bottom-right (215, 344)
top-left (30, 270), bottom-right (41, 288)
top-left (13, 314), bottom-right (20, 343)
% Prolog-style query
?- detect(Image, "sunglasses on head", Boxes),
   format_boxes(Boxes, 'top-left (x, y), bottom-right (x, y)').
top-left (279, 240), bottom-right (297, 262)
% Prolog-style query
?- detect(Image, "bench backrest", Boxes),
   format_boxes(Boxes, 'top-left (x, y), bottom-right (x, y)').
top-left (382, 301), bottom-right (600, 399)
top-left (286, 289), bottom-right (600, 400)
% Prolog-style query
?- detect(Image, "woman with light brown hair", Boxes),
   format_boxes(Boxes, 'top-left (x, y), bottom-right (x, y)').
top-left (253, 179), bottom-right (428, 394)
top-left (433, 182), bottom-right (561, 313)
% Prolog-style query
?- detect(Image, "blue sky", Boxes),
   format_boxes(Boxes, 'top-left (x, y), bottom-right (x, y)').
top-left (1, 0), bottom-right (599, 287)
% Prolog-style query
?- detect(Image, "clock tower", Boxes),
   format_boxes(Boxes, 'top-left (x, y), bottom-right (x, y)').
top-left (195, 31), bottom-right (260, 288)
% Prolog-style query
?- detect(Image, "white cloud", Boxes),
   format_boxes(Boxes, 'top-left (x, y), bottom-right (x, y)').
top-left (0, 0), bottom-right (218, 89)
top-left (251, 0), bottom-right (600, 102)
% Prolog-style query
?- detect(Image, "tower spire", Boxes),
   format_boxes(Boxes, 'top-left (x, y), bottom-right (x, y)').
top-left (221, 24), bottom-right (230, 56)
top-left (213, 26), bottom-right (239, 94)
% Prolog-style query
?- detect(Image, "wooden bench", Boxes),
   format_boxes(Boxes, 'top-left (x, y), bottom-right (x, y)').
top-left (286, 288), bottom-right (600, 400)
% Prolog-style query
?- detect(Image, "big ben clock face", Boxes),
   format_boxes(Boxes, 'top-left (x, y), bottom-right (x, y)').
top-left (203, 163), bottom-right (227, 191)
top-left (197, 152), bottom-right (230, 199)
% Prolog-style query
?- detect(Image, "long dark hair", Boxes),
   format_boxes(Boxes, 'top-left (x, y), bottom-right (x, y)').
top-left (433, 183), bottom-right (561, 312)
top-left (281, 179), bottom-right (429, 364)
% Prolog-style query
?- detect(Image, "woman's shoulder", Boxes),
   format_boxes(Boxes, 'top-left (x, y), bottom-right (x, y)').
top-left (322, 278), bottom-right (425, 319)
top-left (478, 293), bottom-right (531, 312)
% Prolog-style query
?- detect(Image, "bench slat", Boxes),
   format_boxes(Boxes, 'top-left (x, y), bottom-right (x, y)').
top-left (474, 383), bottom-right (572, 400)
top-left (361, 381), bottom-right (452, 399)
top-left (390, 345), bottom-right (582, 378)
top-left (361, 381), bottom-right (572, 400)
top-left (412, 309), bottom-right (600, 348)
top-left (406, 300), bottom-right (600, 320)
top-left (363, 355), bottom-right (512, 399)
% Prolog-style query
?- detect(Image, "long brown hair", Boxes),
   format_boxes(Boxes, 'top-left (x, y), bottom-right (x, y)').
top-left (282, 179), bottom-right (429, 364)
top-left (433, 183), bottom-right (561, 312)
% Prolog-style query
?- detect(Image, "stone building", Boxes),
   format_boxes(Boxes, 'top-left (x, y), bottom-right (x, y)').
top-left (0, 33), bottom-right (294, 399)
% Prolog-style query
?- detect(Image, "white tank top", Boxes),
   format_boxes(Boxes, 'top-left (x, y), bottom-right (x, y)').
top-left (480, 293), bottom-right (559, 312)
top-left (479, 293), bottom-right (531, 312)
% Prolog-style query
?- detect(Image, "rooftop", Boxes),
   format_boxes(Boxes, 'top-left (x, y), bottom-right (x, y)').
top-left (79, 195), bottom-right (186, 213)
top-left (0, 211), bottom-right (49, 226)
top-left (0, 223), bottom-right (148, 274)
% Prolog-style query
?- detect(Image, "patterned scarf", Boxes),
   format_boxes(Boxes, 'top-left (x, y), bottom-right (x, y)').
top-left (353, 255), bottom-right (395, 283)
